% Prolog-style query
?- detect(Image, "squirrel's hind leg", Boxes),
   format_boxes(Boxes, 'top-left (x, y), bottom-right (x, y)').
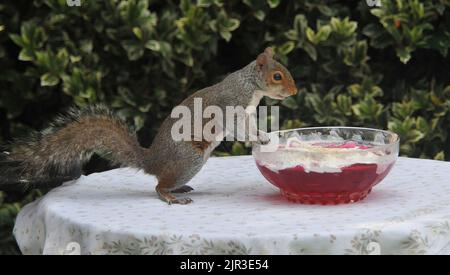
top-left (156, 184), bottom-right (193, 205)
top-left (152, 152), bottom-right (203, 205)
top-left (171, 185), bottom-right (194, 194)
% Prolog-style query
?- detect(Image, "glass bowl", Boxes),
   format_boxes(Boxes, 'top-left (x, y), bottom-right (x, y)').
top-left (253, 127), bottom-right (399, 205)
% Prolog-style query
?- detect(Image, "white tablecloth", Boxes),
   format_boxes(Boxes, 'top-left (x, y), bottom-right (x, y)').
top-left (13, 156), bottom-right (450, 255)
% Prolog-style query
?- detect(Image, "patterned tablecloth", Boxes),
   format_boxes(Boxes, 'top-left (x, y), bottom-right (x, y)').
top-left (13, 156), bottom-right (450, 255)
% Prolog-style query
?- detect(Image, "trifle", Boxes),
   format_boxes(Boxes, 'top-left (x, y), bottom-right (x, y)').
top-left (253, 127), bottom-right (399, 205)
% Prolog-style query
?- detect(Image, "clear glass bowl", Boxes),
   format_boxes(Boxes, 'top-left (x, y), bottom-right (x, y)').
top-left (253, 127), bottom-right (400, 205)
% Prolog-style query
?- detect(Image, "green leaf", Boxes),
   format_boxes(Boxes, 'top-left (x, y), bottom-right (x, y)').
top-left (293, 14), bottom-right (308, 34)
top-left (277, 41), bottom-right (295, 55)
top-left (352, 96), bottom-right (383, 121)
top-left (306, 26), bottom-right (331, 44)
top-left (301, 42), bottom-right (317, 61)
top-left (281, 96), bottom-right (298, 109)
top-left (57, 48), bottom-right (69, 68)
top-left (178, 54), bottom-right (194, 67)
top-left (18, 49), bottom-right (33, 61)
top-left (220, 31), bottom-right (232, 42)
top-left (306, 28), bottom-right (316, 43)
top-left (197, 0), bottom-right (213, 7)
top-left (336, 94), bottom-right (352, 116)
top-left (145, 40), bottom-right (161, 51)
top-left (370, 8), bottom-right (385, 18)
top-left (318, 5), bottom-right (334, 16)
top-left (180, 0), bottom-right (191, 12)
top-left (9, 34), bottom-right (24, 47)
top-left (80, 87), bottom-right (96, 99)
top-left (40, 73), bottom-right (59, 86)
top-left (344, 41), bottom-right (369, 66)
top-left (122, 40), bottom-right (144, 61)
top-left (118, 86), bottom-right (137, 106)
top-left (407, 129), bottom-right (425, 143)
top-left (393, 101), bottom-right (420, 119)
top-left (434, 151), bottom-right (445, 161)
top-left (253, 10), bottom-right (265, 21)
top-left (396, 47), bottom-right (412, 64)
top-left (134, 115), bottom-right (145, 130)
top-left (139, 103), bottom-right (152, 113)
top-left (158, 41), bottom-right (172, 58)
top-left (330, 17), bottom-right (357, 37)
top-left (231, 142), bottom-right (246, 155)
top-left (362, 24), bottom-right (381, 38)
top-left (317, 26), bottom-right (331, 42)
top-left (267, 0), bottom-right (280, 9)
top-left (133, 27), bottom-right (143, 40)
top-left (225, 18), bottom-right (240, 32)
top-left (416, 116), bottom-right (430, 134)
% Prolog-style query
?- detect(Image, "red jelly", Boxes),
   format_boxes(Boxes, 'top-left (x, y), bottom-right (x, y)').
top-left (256, 162), bottom-right (394, 205)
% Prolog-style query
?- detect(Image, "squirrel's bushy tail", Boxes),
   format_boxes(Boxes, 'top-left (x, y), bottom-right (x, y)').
top-left (0, 105), bottom-right (147, 191)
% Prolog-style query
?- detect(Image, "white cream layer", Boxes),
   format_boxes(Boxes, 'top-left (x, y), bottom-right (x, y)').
top-left (256, 139), bottom-right (396, 174)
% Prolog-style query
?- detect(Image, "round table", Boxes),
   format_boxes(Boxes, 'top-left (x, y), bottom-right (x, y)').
top-left (14, 156), bottom-right (450, 255)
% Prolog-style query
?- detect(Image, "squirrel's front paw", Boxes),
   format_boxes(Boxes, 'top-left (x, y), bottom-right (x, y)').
top-left (256, 130), bottom-right (271, 145)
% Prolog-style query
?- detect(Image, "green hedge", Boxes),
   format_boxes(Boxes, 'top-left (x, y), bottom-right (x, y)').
top-left (1, 0), bottom-right (449, 254)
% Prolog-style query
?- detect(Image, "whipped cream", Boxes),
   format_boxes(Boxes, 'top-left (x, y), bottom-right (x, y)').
top-left (254, 139), bottom-right (396, 174)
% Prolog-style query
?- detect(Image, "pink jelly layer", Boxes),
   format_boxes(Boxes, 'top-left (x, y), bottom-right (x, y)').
top-left (256, 162), bottom-right (394, 205)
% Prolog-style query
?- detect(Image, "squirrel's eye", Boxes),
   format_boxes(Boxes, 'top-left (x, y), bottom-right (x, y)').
top-left (273, 72), bottom-right (283, 81)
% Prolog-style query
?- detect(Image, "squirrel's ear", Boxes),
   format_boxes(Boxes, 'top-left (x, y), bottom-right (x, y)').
top-left (256, 47), bottom-right (273, 70)
top-left (256, 53), bottom-right (267, 69)
top-left (264, 47), bottom-right (274, 59)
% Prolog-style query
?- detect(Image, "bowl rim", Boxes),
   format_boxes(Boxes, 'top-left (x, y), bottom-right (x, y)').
top-left (256, 126), bottom-right (400, 152)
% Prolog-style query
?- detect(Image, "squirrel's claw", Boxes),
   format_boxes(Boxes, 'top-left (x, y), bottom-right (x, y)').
top-left (171, 197), bottom-right (193, 205)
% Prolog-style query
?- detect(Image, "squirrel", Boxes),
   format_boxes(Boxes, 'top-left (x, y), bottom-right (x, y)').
top-left (0, 47), bottom-right (297, 204)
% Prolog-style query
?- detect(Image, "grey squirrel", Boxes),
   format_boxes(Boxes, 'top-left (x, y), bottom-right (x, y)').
top-left (0, 47), bottom-right (297, 204)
